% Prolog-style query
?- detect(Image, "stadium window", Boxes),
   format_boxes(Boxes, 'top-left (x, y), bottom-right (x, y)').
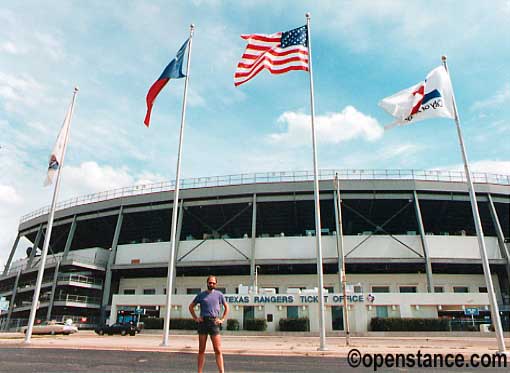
top-left (371, 286), bottom-right (390, 293)
top-left (143, 288), bottom-right (156, 295)
top-left (376, 306), bottom-right (388, 318)
top-left (434, 286), bottom-right (444, 293)
top-left (187, 288), bottom-right (201, 295)
top-left (324, 287), bottom-right (334, 294)
top-left (478, 287), bottom-right (488, 293)
top-left (287, 306), bottom-right (299, 319)
top-left (453, 286), bottom-right (469, 293)
top-left (399, 286), bottom-right (417, 293)
top-left (216, 287), bottom-right (226, 294)
top-left (123, 289), bottom-right (135, 295)
top-left (353, 285), bottom-right (363, 293)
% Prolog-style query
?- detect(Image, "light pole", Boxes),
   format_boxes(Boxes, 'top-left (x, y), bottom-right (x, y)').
top-left (255, 265), bottom-right (261, 294)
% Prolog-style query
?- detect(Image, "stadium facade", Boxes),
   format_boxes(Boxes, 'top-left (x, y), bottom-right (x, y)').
top-left (1, 169), bottom-right (509, 333)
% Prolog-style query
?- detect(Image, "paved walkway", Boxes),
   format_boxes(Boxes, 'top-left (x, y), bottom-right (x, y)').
top-left (1, 331), bottom-right (509, 357)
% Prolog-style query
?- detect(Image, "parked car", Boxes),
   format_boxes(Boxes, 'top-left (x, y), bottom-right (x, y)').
top-left (21, 320), bottom-right (78, 335)
top-left (94, 323), bottom-right (138, 336)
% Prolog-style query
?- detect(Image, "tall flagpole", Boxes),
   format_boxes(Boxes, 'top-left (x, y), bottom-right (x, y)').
top-left (162, 24), bottom-right (194, 347)
top-left (24, 87), bottom-right (79, 344)
top-left (334, 174), bottom-right (350, 346)
top-left (305, 12), bottom-right (327, 351)
top-left (442, 56), bottom-right (506, 354)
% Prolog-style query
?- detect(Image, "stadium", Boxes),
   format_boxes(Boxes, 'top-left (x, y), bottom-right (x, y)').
top-left (1, 169), bottom-right (509, 334)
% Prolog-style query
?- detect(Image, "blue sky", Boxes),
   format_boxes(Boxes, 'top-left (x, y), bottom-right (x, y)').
top-left (1, 0), bottom-right (510, 264)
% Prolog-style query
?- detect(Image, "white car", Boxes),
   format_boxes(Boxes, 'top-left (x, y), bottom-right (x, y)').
top-left (21, 320), bottom-right (78, 335)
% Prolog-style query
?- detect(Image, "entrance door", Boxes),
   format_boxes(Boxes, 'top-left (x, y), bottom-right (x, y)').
top-left (332, 306), bottom-right (344, 330)
top-left (243, 306), bottom-right (254, 329)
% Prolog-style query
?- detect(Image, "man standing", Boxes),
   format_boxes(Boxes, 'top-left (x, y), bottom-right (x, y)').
top-left (189, 275), bottom-right (229, 373)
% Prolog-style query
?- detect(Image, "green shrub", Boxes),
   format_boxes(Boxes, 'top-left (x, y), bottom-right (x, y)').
top-left (143, 317), bottom-right (164, 329)
top-left (279, 318), bottom-right (310, 331)
top-left (170, 318), bottom-right (197, 330)
top-left (370, 317), bottom-right (449, 331)
top-left (226, 319), bottom-right (240, 331)
top-left (244, 318), bottom-right (267, 331)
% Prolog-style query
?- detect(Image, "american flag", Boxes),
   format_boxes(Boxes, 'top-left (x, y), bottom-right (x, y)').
top-left (234, 25), bottom-right (309, 87)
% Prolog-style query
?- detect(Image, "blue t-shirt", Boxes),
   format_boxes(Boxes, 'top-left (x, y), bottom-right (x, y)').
top-left (193, 290), bottom-right (225, 318)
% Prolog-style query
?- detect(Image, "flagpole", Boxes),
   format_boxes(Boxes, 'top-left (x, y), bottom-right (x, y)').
top-left (305, 12), bottom-right (327, 351)
top-left (162, 24), bottom-right (194, 347)
top-left (24, 87), bottom-right (79, 344)
top-left (334, 174), bottom-right (350, 346)
top-left (441, 56), bottom-right (506, 354)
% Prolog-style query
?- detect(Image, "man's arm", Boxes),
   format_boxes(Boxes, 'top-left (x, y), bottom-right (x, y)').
top-left (189, 302), bottom-right (202, 322)
top-left (217, 301), bottom-right (229, 324)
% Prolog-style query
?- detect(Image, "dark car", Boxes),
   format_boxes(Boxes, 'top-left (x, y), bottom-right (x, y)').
top-left (94, 323), bottom-right (138, 336)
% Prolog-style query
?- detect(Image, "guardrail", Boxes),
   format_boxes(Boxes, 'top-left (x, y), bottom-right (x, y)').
top-left (54, 294), bottom-right (101, 305)
top-left (19, 169), bottom-right (510, 224)
top-left (58, 274), bottom-right (103, 287)
top-left (3, 251), bottom-right (108, 277)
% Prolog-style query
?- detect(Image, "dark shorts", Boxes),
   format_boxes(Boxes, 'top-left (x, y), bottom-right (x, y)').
top-left (197, 317), bottom-right (220, 336)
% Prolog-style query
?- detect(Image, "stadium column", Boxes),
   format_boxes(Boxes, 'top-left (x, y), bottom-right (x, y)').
top-left (333, 189), bottom-right (343, 292)
top-left (413, 191), bottom-right (434, 293)
top-left (100, 206), bottom-right (124, 324)
top-left (250, 194), bottom-right (257, 290)
top-left (171, 200), bottom-right (184, 295)
top-left (2, 234), bottom-right (20, 276)
top-left (46, 260), bottom-right (60, 321)
top-left (487, 194), bottom-right (510, 281)
top-left (4, 269), bottom-right (22, 331)
top-left (62, 215), bottom-right (77, 261)
top-left (27, 224), bottom-right (44, 268)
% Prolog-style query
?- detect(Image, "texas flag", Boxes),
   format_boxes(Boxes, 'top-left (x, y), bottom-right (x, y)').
top-left (144, 39), bottom-right (189, 127)
top-left (379, 66), bottom-right (455, 129)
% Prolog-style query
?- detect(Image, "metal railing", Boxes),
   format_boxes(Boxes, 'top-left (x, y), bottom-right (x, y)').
top-left (57, 274), bottom-right (103, 287)
top-left (19, 169), bottom-right (510, 224)
top-left (54, 294), bottom-right (101, 305)
top-left (4, 251), bottom-right (108, 277)
top-left (17, 277), bottom-right (54, 290)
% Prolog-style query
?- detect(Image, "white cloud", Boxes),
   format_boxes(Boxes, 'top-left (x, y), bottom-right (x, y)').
top-left (0, 184), bottom-right (23, 205)
top-left (34, 32), bottom-right (65, 61)
top-left (62, 161), bottom-right (134, 195)
top-left (472, 84), bottom-right (510, 111)
top-left (0, 71), bottom-right (49, 113)
top-left (59, 161), bottom-right (168, 199)
top-left (269, 106), bottom-right (383, 146)
top-left (433, 160), bottom-right (510, 176)
top-left (0, 41), bottom-right (23, 55)
top-left (380, 143), bottom-right (423, 161)
top-left (468, 160), bottom-right (510, 175)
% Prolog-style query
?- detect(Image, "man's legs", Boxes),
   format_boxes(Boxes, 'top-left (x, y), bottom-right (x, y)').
top-left (198, 334), bottom-right (207, 373)
top-left (210, 334), bottom-right (224, 373)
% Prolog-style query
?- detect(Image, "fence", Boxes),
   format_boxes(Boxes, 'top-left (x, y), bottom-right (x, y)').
top-left (20, 169), bottom-right (510, 224)
top-left (4, 251), bottom-right (108, 278)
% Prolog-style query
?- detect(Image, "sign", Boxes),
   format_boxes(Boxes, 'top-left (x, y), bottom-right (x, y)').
top-left (0, 299), bottom-right (9, 313)
top-left (134, 308), bottom-right (144, 315)
top-left (224, 293), bottom-right (367, 305)
top-left (464, 307), bottom-right (479, 316)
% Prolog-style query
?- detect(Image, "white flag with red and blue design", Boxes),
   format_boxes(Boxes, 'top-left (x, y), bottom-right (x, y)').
top-left (379, 66), bottom-right (455, 129)
top-left (44, 103), bottom-right (73, 186)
